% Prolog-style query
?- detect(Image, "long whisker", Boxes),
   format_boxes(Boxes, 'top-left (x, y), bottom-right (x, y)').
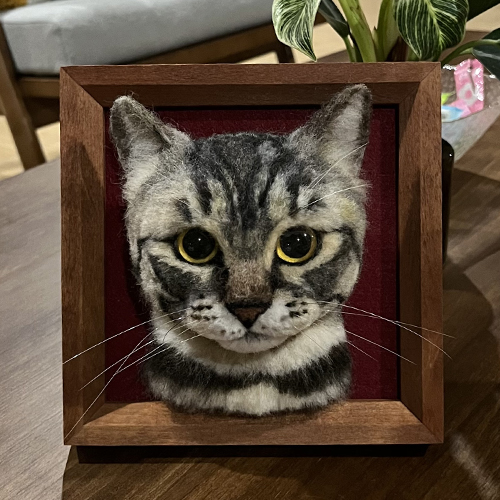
top-left (300, 330), bottom-right (330, 353)
top-left (306, 318), bottom-right (377, 362)
top-left (78, 328), bottom-right (159, 391)
top-left (339, 311), bottom-right (455, 338)
top-left (67, 317), bottom-right (198, 438)
top-left (345, 339), bottom-right (377, 361)
top-left (345, 330), bottom-right (415, 364)
top-left (308, 143), bottom-right (368, 190)
top-left (64, 328), bottom-right (153, 440)
top-left (319, 302), bottom-right (451, 359)
top-left (62, 307), bottom-right (191, 363)
top-left (78, 316), bottom-right (194, 389)
top-left (127, 319), bottom-right (201, 368)
top-left (118, 325), bottom-right (201, 373)
top-left (304, 300), bottom-right (451, 338)
top-left (293, 184), bottom-right (368, 214)
top-left (299, 316), bottom-right (403, 363)
top-left (308, 299), bottom-right (452, 358)
top-left (179, 333), bottom-right (204, 344)
top-left (338, 303), bottom-right (451, 338)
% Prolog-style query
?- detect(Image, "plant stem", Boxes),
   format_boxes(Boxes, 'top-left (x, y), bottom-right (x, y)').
top-left (441, 39), bottom-right (500, 66)
top-left (337, 0), bottom-right (377, 62)
top-left (343, 36), bottom-right (357, 62)
top-left (376, 0), bottom-right (399, 61)
top-left (351, 35), bottom-right (362, 62)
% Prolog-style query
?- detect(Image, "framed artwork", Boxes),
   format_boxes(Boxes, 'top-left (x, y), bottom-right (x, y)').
top-left (61, 63), bottom-right (443, 447)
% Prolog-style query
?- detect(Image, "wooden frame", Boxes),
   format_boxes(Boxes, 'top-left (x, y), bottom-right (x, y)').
top-left (0, 22), bottom-right (294, 170)
top-left (61, 63), bottom-right (443, 447)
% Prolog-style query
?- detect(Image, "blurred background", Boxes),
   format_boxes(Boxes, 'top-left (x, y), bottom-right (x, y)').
top-left (1, 0), bottom-right (500, 180)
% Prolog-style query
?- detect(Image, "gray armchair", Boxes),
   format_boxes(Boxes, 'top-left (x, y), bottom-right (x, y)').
top-left (0, 0), bottom-right (294, 169)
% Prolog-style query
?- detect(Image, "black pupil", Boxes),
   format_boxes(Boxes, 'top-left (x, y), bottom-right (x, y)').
top-left (280, 230), bottom-right (313, 259)
top-left (182, 229), bottom-right (215, 260)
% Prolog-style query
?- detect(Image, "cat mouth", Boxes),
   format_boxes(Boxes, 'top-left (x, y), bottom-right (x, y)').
top-left (215, 329), bottom-right (296, 354)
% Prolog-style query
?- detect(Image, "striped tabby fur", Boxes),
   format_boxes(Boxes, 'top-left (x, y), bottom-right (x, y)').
top-left (109, 85), bottom-right (372, 416)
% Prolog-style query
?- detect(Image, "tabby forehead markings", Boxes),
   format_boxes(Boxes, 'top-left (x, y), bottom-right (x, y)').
top-left (109, 84), bottom-right (372, 416)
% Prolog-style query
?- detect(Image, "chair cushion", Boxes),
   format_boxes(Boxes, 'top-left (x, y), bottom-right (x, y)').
top-left (1, 0), bottom-right (273, 75)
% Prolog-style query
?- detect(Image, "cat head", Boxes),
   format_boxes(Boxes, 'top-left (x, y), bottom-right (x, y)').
top-left (110, 85), bottom-right (371, 354)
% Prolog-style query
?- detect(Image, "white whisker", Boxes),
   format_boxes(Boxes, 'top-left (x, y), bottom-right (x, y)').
top-left (67, 318), bottom-right (197, 437)
top-left (62, 307), bottom-right (190, 363)
top-left (79, 329), bottom-right (158, 391)
top-left (345, 330), bottom-right (415, 364)
top-left (339, 311), bottom-right (454, 338)
top-left (345, 339), bottom-right (377, 361)
top-left (322, 303), bottom-right (452, 358)
top-left (307, 300), bottom-right (452, 357)
top-left (179, 333), bottom-right (204, 344)
top-left (294, 184), bottom-right (368, 214)
top-left (337, 303), bottom-right (451, 338)
top-left (301, 330), bottom-right (329, 353)
top-left (116, 320), bottom-right (200, 374)
top-left (78, 318), bottom-right (199, 391)
top-left (118, 324), bottom-right (201, 373)
top-left (308, 142), bottom-right (368, 190)
top-left (64, 328), bottom-right (152, 440)
top-left (302, 319), bottom-right (377, 361)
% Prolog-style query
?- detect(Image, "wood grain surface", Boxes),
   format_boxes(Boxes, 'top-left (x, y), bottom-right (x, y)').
top-left (61, 63), bottom-right (434, 107)
top-left (0, 162), bottom-right (68, 499)
top-left (397, 67), bottom-right (443, 438)
top-left (69, 401), bottom-right (437, 447)
top-left (60, 70), bottom-right (106, 441)
top-left (1, 120), bottom-right (500, 499)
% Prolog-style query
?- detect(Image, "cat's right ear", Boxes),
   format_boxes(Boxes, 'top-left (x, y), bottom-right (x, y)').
top-left (110, 96), bottom-right (191, 198)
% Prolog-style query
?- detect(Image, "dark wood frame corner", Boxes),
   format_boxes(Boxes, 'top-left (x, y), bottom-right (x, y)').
top-left (61, 63), bottom-right (443, 447)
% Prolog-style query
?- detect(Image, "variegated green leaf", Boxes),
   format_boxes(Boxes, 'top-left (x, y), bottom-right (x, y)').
top-left (473, 29), bottom-right (500, 80)
top-left (394, 0), bottom-right (469, 60)
top-left (272, 0), bottom-right (322, 61)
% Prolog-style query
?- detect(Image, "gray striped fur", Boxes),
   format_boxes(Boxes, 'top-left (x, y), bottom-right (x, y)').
top-left (110, 85), bottom-right (372, 416)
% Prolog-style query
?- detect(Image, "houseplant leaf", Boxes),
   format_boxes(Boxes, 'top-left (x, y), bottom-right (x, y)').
top-left (272, 0), bottom-right (322, 60)
top-left (375, 0), bottom-right (400, 60)
top-left (468, 0), bottom-right (500, 20)
top-left (473, 29), bottom-right (500, 79)
top-left (393, 0), bottom-right (469, 60)
top-left (318, 0), bottom-right (349, 38)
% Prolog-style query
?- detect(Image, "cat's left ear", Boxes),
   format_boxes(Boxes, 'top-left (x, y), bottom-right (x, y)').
top-left (110, 96), bottom-right (190, 163)
top-left (109, 96), bottom-right (191, 200)
top-left (290, 84), bottom-right (372, 176)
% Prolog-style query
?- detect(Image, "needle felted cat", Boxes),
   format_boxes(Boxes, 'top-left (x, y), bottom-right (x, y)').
top-left (109, 85), bottom-right (372, 416)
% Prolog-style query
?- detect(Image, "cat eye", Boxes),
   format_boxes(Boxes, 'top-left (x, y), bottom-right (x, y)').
top-left (177, 228), bottom-right (218, 264)
top-left (277, 227), bottom-right (317, 264)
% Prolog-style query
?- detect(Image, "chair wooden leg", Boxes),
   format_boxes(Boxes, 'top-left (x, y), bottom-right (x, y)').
top-left (0, 26), bottom-right (45, 170)
top-left (275, 43), bottom-right (295, 63)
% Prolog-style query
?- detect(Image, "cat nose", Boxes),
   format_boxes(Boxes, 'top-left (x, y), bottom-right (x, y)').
top-left (227, 303), bottom-right (270, 328)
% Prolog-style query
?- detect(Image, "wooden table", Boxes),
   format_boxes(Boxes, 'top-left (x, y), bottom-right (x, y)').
top-left (1, 116), bottom-right (500, 498)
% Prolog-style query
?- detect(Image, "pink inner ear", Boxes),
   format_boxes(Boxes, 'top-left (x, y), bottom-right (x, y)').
top-left (104, 106), bottom-right (398, 402)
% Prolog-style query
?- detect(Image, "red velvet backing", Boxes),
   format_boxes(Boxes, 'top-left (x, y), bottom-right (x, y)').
top-left (104, 107), bottom-right (398, 401)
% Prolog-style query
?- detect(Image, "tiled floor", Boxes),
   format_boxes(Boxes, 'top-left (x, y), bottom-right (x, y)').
top-left (1, 1), bottom-right (499, 180)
